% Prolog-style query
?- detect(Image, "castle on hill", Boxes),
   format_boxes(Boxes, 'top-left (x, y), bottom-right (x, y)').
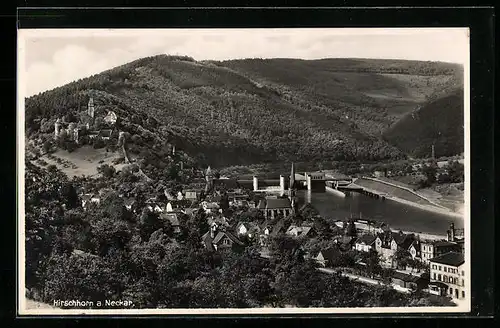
top-left (54, 96), bottom-right (118, 144)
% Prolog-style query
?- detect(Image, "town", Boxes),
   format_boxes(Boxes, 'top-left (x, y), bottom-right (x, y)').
top-left (24, 96), bottom-right (466, 309)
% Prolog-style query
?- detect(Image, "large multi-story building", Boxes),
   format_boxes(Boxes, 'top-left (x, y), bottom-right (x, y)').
top-left (428, 252), bottom-right (466, 300)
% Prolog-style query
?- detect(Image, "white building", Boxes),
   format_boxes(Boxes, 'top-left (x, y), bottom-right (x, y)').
top-left (428, 252), bottom-right (466, 300)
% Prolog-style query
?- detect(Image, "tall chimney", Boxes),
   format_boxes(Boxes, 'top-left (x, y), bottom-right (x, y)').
top-left (450, 222), bottom-right (455, 241)
top-left (290, 163), bottom-right (295, 190)
top-left (431, 144), bottom-right (435, 159)
top-left (279, 175), bottom-right (285, 192)
top-left (253, 176), bottom-right (258, 191)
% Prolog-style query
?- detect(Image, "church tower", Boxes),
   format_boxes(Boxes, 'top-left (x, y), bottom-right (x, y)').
top-left (205, 166), bottom-right (214, 193)
top-left (88, 97), bottom-right (95, 118)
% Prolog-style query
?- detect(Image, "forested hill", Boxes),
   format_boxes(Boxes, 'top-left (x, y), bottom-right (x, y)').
top-left (25, 55), bottom-right (464, 167)
top-left (383, 90), bottom-right (465, 158)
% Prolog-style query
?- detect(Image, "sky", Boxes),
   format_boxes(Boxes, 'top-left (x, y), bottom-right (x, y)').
top-left (19, 28), bottom-right (469, 97)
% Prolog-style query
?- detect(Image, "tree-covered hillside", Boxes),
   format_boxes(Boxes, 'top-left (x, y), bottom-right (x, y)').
top-left (383, 90), bottom-right (464, 158)
top-left (25, 55), bottom-right (464, 167)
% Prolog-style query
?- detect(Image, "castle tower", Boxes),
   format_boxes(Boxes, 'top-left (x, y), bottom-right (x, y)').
top-left (54, 118), bottom-right (61, 139)
top-left (88, 97), bottom-right (95, 118)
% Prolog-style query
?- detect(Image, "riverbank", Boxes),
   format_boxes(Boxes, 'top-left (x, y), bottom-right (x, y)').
top-left (386, 194), bottom-right (463, 219)
top-left (355, 177), bottom-right (463, 219)
top-left (376, 176), bottom-right (465, 214)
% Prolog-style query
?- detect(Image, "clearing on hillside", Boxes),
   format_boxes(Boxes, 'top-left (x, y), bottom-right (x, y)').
top-left (38, 146), bottom-right (127, 178)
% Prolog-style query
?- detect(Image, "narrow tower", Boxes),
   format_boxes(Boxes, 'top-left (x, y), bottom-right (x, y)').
top-left (290, 162), bottom-right (295, 193)
top-left (205, 166), bottom-right (213, 193)
top-left (431, 144), bottom-right (435, 159)
top-left (54, 118), bottom-right (61, 139)
top-left (88, 97), bottom-right (95, 118)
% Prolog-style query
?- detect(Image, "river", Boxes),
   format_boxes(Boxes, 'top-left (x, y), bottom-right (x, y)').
top-left (296, 189), bottom-right (464, 236)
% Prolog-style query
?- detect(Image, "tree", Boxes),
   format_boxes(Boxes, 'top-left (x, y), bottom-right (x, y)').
top-left (43, 140), bottom-right (53, 153)
top-left (421, 164), bottom-right (437, 185)
top-left (59, 182), bottom-right (79, 209)
top-left (392, 248), bottom-right (411, 269)
top-left (97, 164), bottom-right (116, 178)
top-left (447, 160), bottom-right (464, 183)
top-left (361, 249), bottom-right (382, 278)
top-left (139, 209), bottom-right (163, 241)
top-left (346, 220), bottom-right (357, 237)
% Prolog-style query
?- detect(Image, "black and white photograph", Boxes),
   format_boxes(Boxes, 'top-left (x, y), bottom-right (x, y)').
top-left (17, 27), bottom-right (470, 315)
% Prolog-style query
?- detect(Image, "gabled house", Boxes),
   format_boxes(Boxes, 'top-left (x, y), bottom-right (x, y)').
top-left (104, 111), bottom-right (117, 125)
top-left (235, 222), bottom-right (260, 239)
top-left (315, 247), bottom-right (341, 267)
top-left (202, 226), bottom-right (244, 252)
top-left (285, 225), bottom-right (317, 239)
top-left (207, 215), bottom-right (230, 229)
top-left (354, 234), bottom-right (377, 252)
top-left (375, 231), bottom-right (420, 268)
top-left (408, 239), bottom-right (422, 260)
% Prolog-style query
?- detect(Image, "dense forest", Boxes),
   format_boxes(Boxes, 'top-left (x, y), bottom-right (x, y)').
top-left (383, 90), bottom-right (465, 158)
top-left (25, 55), bottom-right (464, 168)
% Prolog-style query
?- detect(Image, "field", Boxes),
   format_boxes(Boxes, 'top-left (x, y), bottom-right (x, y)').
top-left (35, 146), bottom-right (127, 178)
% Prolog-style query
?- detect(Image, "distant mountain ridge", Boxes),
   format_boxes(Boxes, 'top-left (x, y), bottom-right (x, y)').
top-left (25, 55), bottom-right (464, 167)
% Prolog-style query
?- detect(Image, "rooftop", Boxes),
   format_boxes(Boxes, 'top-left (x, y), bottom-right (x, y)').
top-left (429, 252), bottom-right (464, 267)
top-left (356, 234), bottom-right (377, 245)
top-left (317, 247), bottom-right (341, 261)
top-left (392, 271), bottom-right (422, 283)
top-left (265, 198), bottom-right (292, 209)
